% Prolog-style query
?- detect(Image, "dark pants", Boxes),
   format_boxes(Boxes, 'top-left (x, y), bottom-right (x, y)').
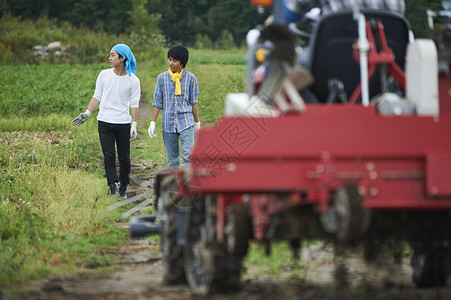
top-left (98, 121), bottom-right (130, 187)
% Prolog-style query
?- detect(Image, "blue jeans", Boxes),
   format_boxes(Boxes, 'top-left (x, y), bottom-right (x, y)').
top-left (162, 126), bottom-right (194, 168)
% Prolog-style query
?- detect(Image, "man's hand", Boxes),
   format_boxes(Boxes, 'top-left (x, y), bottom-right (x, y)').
top-left (72, 110), bottom-right (91, 126)
top-left (148, 121), bottom-right (157, 138)
top-left (130, 121), bottom-right (138, 141)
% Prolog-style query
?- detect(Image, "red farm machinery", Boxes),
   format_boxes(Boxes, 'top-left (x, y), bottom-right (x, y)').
top-left (130, 0), bottom-right (451, 294)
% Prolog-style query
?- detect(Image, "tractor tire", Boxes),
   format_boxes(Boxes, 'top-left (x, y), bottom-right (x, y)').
top-left (335, 183), bottom-right (368, 243)
top-left (160, 175), bottom-right (186, 285)
top-left (184, 196), bottom-right (242, 295)
top-left (412, 245), bottom-right (448, 288)
top-left (224, 204), bottom-right (252, 258)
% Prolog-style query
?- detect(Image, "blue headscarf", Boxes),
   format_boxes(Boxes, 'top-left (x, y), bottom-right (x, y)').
top-left (112, 44), bottom-right (137, 76)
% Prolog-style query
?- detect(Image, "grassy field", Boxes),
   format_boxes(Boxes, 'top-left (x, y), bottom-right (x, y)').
top-left (0, 49), bottom-right (252, 294)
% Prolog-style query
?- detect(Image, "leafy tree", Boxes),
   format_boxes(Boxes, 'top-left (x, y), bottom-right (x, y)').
top-left (124, 0), bottom-right (162, 60)
top-left (0, 0), bottom-right (132, 36)
top-left (206, 0), bottom-right (270, 46)
top-left (152, 0), bottom-right (270, 47)
top-left (0, 0), bottom-right (446, 47)
top-left (194, 34), bottom-right (213, 49)
top-left (217, 30), bottom-right (235, 50)
top-left (104, 0), bottom-right (133, 35)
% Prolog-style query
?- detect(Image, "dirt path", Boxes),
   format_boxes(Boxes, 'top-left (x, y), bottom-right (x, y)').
top-left (7, 100), bottom-right (451, 300)
top-left (13, 241), bottom-right (451, 300)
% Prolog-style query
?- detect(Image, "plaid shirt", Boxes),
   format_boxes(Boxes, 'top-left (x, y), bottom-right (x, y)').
top-left (286, 0), bottom-right (405, 16)
top-left (153, 69), bottom-right (199, 133)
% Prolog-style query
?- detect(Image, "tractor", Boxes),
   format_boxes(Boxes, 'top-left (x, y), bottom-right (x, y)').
top-left (130, 0), bottom-right (451, 294)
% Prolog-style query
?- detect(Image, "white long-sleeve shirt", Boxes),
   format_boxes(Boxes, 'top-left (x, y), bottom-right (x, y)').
top-left (93, 68), bottom-right (141, 124)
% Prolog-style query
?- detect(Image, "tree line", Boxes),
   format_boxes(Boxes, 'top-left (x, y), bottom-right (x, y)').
top-left (0, 0), bottom-right (271, 48)
top-left (0, 0), bottom-right (445, 47)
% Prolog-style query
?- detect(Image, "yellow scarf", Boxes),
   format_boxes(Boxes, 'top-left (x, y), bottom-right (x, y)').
top-left (169, 68), bottom-right (183, 95)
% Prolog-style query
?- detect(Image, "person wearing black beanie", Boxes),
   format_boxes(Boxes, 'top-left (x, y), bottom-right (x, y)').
top-left (148, 44), bottom-right (200, 167)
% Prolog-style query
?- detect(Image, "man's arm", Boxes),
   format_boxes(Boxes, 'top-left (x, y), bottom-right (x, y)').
top-left (151, 107), bottom-right (160, 122)
top-left (131, 107), bottom-right (138, 122)
top-left (192, 103), bottom-right (199, 123)
top-left (87, 97), bottom-right (100, 113)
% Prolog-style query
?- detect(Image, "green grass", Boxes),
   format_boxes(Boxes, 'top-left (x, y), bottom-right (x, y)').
top-left (192, 62), bottom-right (246, 123)
top-left (190, 49), bottom-right (247, 123)
top-left (0, 132), bottom-right (128, 291)
top-left (189, 49), bottom-right (247, 65)
top-left (0, 64), bottom-right (105, 116)
top-left (243, 242), bottom-right (308, 282)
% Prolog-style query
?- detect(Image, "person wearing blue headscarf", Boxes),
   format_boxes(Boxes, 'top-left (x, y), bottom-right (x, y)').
top-left (112, 43), bottom-right (137, 76)
top-left (72, 43), bottom-right (141, 198)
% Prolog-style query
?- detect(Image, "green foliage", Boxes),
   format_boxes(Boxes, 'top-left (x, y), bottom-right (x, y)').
top-left (154, 0), bottom-right (270, 47)
top-left (0, 123), bottom-right (102, 170)
top-left (0, 114), bottom-right (76, 132)
top-left (0, 10), bottom-right (163, 66)
top-left (0, 13), bottom-right (115, 65)
top-left (0, 0), bottom-right (132, 36)
top-left (0, 0), bottom-right (445, 49)
top-left (0, 124), bottom-right (127, 290)
top-left (217, 30), bottom-right (236, 50)
top-left (194, 34), bottom-right (213, 50)
top-left (189, 51), bottom-right (246, 123)
top-left (0, 64), bottom-right (105, 116)
top-left (133, 118), bottom-right (167, 164)
top-left (0, 0), bottom-right (270, 50)
top-left (244, 242), bottom-right (307, 280)
top-left (124, 0), bottom-right (164, 61)
top-left (405, 0), bottom-right (444, 38)
top-left (189, 49), bottom-right (247, 65)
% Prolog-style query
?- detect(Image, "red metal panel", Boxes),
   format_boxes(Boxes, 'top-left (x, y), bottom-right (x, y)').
top-left (193, 106), bottom-right (451, 160)
top-left (427, 152), bottom-right (451, 196)
top-left (190, 105), bottom-right (451, 209)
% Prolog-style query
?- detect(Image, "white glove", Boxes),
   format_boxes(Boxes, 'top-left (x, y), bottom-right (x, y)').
top-left (72, 110), bottom-right (91, 126)
top-left (148, 121), bottom-right (157, 138)
top-left (129, 121), bottom-right (137, 141)
top-left (195, 122), bottom-right (201, 131)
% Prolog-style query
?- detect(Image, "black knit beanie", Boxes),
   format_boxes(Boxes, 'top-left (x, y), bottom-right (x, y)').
top-left (168, 44), bottom-right (189, 68)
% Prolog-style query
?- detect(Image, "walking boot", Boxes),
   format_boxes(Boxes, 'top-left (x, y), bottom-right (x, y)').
top-left (109, 182), bottom-right (119, 197)
top-left (119, 184), bottom-right (127, 199)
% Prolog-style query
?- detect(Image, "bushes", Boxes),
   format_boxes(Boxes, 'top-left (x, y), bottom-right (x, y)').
top-left (126, 0), bottom-right (164, 61)
top-left (217, 30), bottom-right (236, 50)
top-left (194, 30), bottom-right (238, 50)
top-left (194, 34), bottom-right (214, 50)
top-left (0, 10), bottom-right (164, 65)
top-left (0, 13), bottom-right (115, 65)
